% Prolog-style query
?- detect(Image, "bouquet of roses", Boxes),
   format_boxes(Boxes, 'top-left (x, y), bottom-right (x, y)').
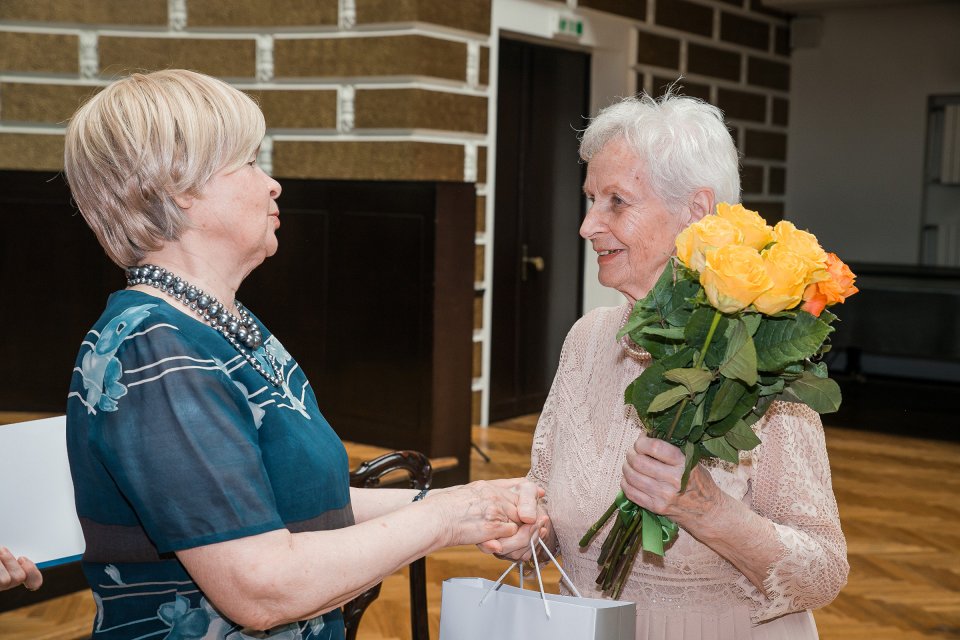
top-left (579, 203), bottom-right (858, 599)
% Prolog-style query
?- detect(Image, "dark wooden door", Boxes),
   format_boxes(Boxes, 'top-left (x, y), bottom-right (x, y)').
top-left (490, 38), bottom-right (590, 421)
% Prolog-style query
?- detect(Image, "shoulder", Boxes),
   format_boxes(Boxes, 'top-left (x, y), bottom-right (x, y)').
top-left (566, 304), bottom-right (629, 344)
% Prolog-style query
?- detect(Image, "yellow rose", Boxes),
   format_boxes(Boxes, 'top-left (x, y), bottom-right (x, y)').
top-left (716, 202), bottom-right (773, 251)
top-left (675, 215), bottom-right (743, 272)
top-left (771, 221), bottom-right (827, 272)
top-left (753, 242), bottom-right (810, 314)
top-left (700, 244), bottom-right (773, 313)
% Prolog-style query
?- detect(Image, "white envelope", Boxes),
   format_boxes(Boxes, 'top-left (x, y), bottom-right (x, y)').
top-left (0, 416), bottom-right (85, 568)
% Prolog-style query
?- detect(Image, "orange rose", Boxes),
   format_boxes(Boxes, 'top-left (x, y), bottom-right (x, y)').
top-left (700, 244), bottom-right (773, 313)
top-left (800, 253), bottom-right (859, 316)
top-left (676, 215), bottom-right (743, 272)
top-left (753, 243), bottom-right (810, 314)
top-left (716, 202), bottom-right (773, 251)
top-left (771, 221), bottom-right (828, 273)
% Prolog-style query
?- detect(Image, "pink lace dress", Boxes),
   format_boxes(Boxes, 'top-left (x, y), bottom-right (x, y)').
top-left (529, 304), bottom-right (848, 640)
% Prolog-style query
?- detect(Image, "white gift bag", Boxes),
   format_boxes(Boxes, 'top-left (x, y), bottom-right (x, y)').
top-left (439, 538), bottom-right (636, 640)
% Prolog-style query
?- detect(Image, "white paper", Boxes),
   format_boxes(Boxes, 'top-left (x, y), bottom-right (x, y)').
top-left (0, 416), bottom-right (85, 567)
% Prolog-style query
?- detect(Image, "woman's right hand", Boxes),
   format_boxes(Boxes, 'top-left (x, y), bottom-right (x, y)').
top-left (0, 547), bottom-right (42, 592)
top-left (428, 478), bottom-right (543, 550)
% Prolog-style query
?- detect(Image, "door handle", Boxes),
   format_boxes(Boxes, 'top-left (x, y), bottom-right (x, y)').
top-left (521, 244), bottom-right (545, 281)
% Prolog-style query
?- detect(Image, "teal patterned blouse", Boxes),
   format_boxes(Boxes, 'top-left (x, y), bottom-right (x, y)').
top-left (67, 290), bottom-right (353, 640)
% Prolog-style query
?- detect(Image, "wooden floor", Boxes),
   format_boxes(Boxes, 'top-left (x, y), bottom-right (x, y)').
top-left (1, 414), bottom-right (958, 639)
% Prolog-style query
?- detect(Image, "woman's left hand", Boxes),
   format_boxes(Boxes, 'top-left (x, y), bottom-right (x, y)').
top-left (621, 434), bottom-right (724, 530)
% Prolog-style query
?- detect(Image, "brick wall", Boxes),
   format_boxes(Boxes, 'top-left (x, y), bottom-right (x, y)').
top-left (0, 0), bottom-right (493, 421)
top-left (0, 0), bottom-right (791, 425)
top-left (581, 0), bottom-right (791, 222)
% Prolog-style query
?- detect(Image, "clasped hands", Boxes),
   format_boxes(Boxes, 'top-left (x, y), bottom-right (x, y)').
top-left (477, 478), bottom-right (552, 561)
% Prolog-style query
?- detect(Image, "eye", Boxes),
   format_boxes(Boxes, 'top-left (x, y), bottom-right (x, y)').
top-left (116, 322), bottom-right (126, 334)
top-left (612, 194), bottom-right (626, 207)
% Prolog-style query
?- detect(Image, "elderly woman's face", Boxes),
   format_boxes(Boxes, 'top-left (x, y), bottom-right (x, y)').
top-left (580, 137), bottom-right (691, 302)
top-left (186, 155), bottom-right (282, 266)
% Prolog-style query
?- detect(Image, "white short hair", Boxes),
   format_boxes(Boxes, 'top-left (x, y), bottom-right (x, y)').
top-left (580, 91), bottom-right (740, 212)
top-left (64, 69), bottom-right (265, 267)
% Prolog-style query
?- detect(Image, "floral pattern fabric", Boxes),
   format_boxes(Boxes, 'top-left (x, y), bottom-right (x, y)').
top-left (67, 290), bottom-right (352, 640)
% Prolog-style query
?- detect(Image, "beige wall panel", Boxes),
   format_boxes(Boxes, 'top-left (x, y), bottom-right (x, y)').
top-left (0, 0), bottom-right (167, 25)
top-left (275, 36), bottom-right (466, 82)
top-left (479, 47), bottom-right (489, 86)
top-left (474, 244), bottom-right (485, 282)
top-left (472, 341), bottom-right (482, 378)
top-left (99, 37), bottom-right (256, 79)
top-left (246, 90), bottom-right (338, 129)
top-left (0, 31), bottom-right (78, 74)
top-left (473, 294), bottom-right (483, 330)
top-left (273, 141), bottom-right (464, 180)
top-left (0, 0), bottom-right (168, 25)
top-left (354, 89), bottom-right (487, 133)
top-left (1, 83), bottom-right (99, 124)
top-left (477, 146), bottom-right (487, 184)
top-left (355, 0), bottom-right (491, 35)
top-left (188, 0), bottom-right (336, 27)
top-left (0, 133), bottom-right (64, 171)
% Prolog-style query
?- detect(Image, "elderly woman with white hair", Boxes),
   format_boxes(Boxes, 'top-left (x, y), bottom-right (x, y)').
top-left (526, 93), bottom-right (848, 639)
top-left (64, 69), bottom-right (546, 640)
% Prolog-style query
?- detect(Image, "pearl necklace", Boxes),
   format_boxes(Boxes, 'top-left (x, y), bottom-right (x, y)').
top-left (126, 264), bottom-right (283, 386)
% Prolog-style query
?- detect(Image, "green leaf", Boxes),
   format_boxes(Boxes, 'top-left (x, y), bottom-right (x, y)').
top-left (707, 377), bottom-right (747, 422)
top-left (701, 436), bottom-right (740, 464)
top-left (753, 311), bottom-right (834, 372)
top-left (742, 313), bottom-right (762, 336)
top-left (642, 325), bottom-right (686, 340)
top-left (664, 368), bottom-right (713, 394)
top-left (646, 395), bottom-right (698, 443)
top-left (744, 395), bottom-right (777, 427)
top-left (617, 302), bottom-right (656, 340)
top-left (707, 388), bottom-right (760, 437)
top-left (679, 441), bottom-right (700, 491)
top-left (648, 385), bottom-right (689, 413)
top-left (758, 378), bottom-right (785, 396)
top-left (626, 348), bottom-right (695, 416)
top-left (685, 308), bottom-right (730, 368)
top-left (724, 420), bottom-right (762, 451)
top-left (782, 371), bottom-right (842, 413)
top-left (806, 360), bottom-right (829, 379)
top-left (719, 319), bottom-right (759, 386)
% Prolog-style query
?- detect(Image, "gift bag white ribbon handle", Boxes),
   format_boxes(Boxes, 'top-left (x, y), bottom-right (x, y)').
top-left (478, 536), bottom-right (581, 619)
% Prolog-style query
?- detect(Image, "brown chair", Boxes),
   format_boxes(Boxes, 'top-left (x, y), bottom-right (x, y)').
top-left (343, 450), bottom-right (433, 640)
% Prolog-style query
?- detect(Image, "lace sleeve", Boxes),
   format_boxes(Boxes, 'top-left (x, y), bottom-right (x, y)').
top-left (527, 321), bottom-right (582, 495)
top-left (745, 401), bottom-right (849, 621)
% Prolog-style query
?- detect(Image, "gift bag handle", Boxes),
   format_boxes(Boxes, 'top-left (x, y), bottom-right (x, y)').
top-left (478, 536), bottom-right (582, 619)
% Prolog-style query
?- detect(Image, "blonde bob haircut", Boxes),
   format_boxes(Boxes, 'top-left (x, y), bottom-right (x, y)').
top-left (64, 69), bottom-right (265, 267)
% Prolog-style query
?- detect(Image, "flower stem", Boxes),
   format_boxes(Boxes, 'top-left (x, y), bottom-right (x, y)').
top-left (580, 501), bottom-right (618, 548)
top-left (665, 310), bottom-right (722, 441)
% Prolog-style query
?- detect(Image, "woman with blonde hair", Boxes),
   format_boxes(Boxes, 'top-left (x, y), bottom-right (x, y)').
top-left (65, 69), bottom-right (545, 640)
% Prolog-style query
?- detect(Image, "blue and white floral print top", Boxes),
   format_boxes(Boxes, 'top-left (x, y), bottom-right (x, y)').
top-left (66, 290), bottom-right (353, 640)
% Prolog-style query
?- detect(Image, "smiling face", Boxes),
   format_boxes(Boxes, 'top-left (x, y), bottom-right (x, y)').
top-left (186, 155), bottom-right (283, 269)
top-left (580, 137), bottom-right (696, 302)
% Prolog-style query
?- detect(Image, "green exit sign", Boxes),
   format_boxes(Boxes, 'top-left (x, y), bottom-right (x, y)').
top-left (556, 16), bottom-right (584, 38)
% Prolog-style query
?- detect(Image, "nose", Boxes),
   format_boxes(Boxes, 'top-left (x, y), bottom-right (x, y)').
top-left (579, 200), bottom-right (603, 239)
top-left (268, 175), bottom-right (282, 199)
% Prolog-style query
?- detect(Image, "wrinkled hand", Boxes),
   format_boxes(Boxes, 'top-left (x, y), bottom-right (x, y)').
top-left (0, 547), bottom-right (42, 592)
top-left (478, 499), bottom-right (552, 561)
top-left (621, 435), bottom-right (723, 529)
top-left (432, 478), bottom-right (544, 549)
